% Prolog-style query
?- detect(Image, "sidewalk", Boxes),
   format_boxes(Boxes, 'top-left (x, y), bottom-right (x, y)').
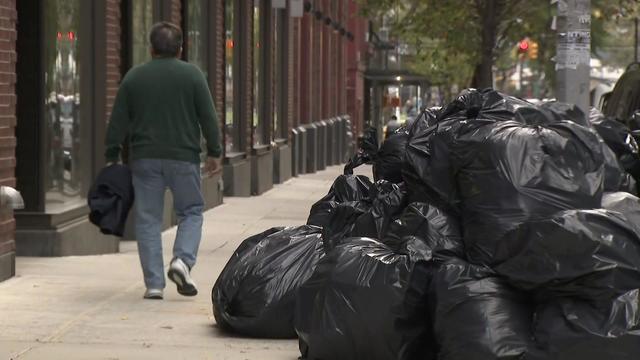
top-left (0, 165), bottom-right (345, 360)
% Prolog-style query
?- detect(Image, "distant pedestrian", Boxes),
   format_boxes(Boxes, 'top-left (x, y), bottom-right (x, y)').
top-left (105, 22), bottom-right (222, 300)
top-left (385, 115), bottom-right (401, 139)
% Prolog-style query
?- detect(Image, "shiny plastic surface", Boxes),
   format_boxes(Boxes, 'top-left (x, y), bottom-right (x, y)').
top-left (307, 174), bottom-right (373, 247)
top-left (351, 181), bottom-right (408, 239)
top-left (406, 89), bottom-right (605, 265)
top-left (428, 257), bottom-right (532, 360)
top-left (344, 126), bottom-right (408, 184)
top-left (372, 131), bottom-right (409, 184)
top-left (589, 107), bottom-right (640, 185)
top-left (212, 225), bottom-right (324, 338)
top-left (532, 291), bottom-right (640, 360)
top-left (493, 209), bottom-right (640, 301)
top-left (384, 202), bottom-right (463, 257)
top-left (295, 237), bottom-right (434, 360)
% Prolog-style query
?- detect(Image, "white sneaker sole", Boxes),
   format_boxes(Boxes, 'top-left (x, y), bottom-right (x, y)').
top-left (168, 268), bottom-right (198, 296)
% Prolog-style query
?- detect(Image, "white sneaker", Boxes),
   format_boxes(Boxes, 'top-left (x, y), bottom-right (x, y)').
top-left (168, 258), bottom-right (198, 296)
top-left (143, 288), bottom-right (163, 300)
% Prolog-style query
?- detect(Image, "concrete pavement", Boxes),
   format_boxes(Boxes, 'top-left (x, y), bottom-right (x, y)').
top-left (0, 165), bottom-right (348, 360)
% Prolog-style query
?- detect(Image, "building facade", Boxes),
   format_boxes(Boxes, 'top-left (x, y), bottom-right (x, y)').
top-left (0, 0), bottom-right (368, 282)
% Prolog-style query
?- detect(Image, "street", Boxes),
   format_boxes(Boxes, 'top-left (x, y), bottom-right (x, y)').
top-left (0, 166), bottom-right (345, 360)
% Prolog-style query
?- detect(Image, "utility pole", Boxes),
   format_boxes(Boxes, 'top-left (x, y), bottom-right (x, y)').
top-left (554, 0), bottom-right (591, 115)
top-left (635, 17), bottom-right (638, 63)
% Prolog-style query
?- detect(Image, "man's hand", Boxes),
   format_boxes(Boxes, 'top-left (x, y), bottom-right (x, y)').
top-left (204, 157), bottom-right (222, 176)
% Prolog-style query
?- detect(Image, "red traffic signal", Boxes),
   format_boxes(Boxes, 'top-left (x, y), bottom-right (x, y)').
top-left (518, 39), bottom-right (529, 53)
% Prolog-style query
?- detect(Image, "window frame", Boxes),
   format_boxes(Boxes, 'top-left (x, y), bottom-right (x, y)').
top-left (223, 0), bottom-right (243, 154)
top-left (273, 7), bottom-right (288, 140)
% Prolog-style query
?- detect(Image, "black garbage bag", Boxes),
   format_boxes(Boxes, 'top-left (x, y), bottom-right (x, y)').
top-left (403, 108), bottom-right (448, 205)
top-left (461, 119), bottom-right (603, 264)
top-left (532, 291), bottom-right (640, 360)
top-left (590, 107), bottom-right (640, 181)
top-left (344, 127), bottom-right (378, 175)
top-left (404, 89), bottom-right (605, 220)
top-left (344, 126), bottom-right (408, 184)
top-left (350, 181), bottom-right (408, 240)
top-left (404, 116), bottom-right (462, 211)
top-left (531, 105), bottom-right (635, 192)
top-left (602, 191), bottom-right (640, 233)
top-left (307, 175), bottom-right (373, 231)
top-left (212, 225), bottom-right (324, 338)
top-left (491, 209), bottom-right (640, 302)
top-left (430, 91), bottom-right (604, 264)
top-left (601, 141), bottom-right (637, 192)
top-left (407, 107), bottom-right (442, 137)
top-left (537, 101), bottom-right (590, 126)
top-left (307, 175), bottom-right (373, 243)
top-left (384, 202), bottom-right (464, 257)
top-left (436, 88), bottom-right (575, 128)
top-left (296, 237), bottom-right (434, 360)
top-left (373, 130), bottom-right (409, 184)
top-left (428, 257), bottom-right (533, 360)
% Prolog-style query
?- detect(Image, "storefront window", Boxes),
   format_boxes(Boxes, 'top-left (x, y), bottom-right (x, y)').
top-left (225, 0), bottom-right (238, 153)
top-left (132, 0), bottom-right (154, 66)
top-left (43, 0), bottom-right (84, 212)
top-left (185, 0), bottom-right (209, 162)
top-left (252, 0), bottom-right (263, 146)
top-left (273, 9), bottom-right (284, 139)
top-left (186, 0), bottom-right (207, 76)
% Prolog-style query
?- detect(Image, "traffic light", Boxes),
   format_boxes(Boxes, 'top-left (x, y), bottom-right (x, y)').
top-left (529, 41), bottom-right (539, 59)
top-left (518, 39), bottom-right (529, 54)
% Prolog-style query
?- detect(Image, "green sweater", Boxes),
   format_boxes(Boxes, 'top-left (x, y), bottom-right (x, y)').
top-left (105, 58), bottom-right (221, 164)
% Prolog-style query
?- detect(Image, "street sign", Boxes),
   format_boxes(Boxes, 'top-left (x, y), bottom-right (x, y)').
top-left (290, 0), bottom-right (303, 17)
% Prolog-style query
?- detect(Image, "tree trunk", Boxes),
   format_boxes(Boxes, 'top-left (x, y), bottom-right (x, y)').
top-left (471, 0), bottom-right (502, 88)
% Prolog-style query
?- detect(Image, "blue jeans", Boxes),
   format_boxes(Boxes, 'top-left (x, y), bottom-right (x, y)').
top-left (131, 159), bottom-right (204, 289)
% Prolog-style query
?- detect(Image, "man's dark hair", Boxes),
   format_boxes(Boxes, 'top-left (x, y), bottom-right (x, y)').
top-left (149, 22), bottom-right (183, 57)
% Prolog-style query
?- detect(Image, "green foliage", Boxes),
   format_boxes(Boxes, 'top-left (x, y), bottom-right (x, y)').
top-left (359, 0), bottom-right (640, 92)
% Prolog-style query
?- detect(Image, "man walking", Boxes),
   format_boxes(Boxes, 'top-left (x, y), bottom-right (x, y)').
top-left (105, 22), bottom-right (221, 300)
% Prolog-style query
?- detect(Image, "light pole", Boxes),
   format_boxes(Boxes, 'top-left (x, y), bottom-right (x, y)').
top-left (555, 0), bottom-right (591, 115)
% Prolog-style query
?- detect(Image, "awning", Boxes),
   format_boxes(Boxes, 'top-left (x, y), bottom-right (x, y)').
top-left (363, 69), bottom-right (429, 86)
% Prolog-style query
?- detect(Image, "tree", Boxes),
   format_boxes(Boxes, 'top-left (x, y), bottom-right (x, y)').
top-left (360, 0), bottom-right (544, 89)
top-left (360, 0), bottom-right (640, 92)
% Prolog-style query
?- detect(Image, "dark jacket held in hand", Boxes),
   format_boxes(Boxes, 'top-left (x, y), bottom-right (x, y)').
top-left (88, 164), bottom-right (134, 237)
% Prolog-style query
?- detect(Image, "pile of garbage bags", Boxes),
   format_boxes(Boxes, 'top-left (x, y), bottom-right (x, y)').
top-left (212, 226), bottom-right (324, 338)
top-left (212, 88), bottom-right (640, 360)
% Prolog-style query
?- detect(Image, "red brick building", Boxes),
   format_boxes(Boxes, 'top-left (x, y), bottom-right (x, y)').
top-left (0, 0), bottom-right (369, 281)
top-left (0, 0), bottom-right (17, 281)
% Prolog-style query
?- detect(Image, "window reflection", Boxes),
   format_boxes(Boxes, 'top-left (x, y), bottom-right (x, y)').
top-left (132, 0), bottom-right (154, 66)
top-left (187, 0), bottom-right (207, 76)
top-left (186, 0), bottom-right (209, 162)
top-left (253, 0), bottom-right (263, 147)
top-left (44, 0), bottom-right (84, 212)
top-left (225, 0), bottom-right (237, 153)
top-left (273, 9), bottom-right (283, 139)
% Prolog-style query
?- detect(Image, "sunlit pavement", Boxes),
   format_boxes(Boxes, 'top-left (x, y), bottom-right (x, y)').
top-left (0, 165), bottom-right (348, 360)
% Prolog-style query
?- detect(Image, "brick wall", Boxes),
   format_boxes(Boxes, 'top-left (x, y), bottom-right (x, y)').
top-left (171, 0), bottom-right (181, 27)
top-left (241, 0), bottom-right (253, 153)
top-left (338, 0), bottom-right (346, 115)
top-left (212, 0), bottom-right (224, 141)
top-left (321, 0), bottom-right (331, 119)
top-left (105, 0), bottom-right (121, 121)
top-left (292, 17), bottom-right (299, 126)
top-left (312, 9), bottom-right (321, 122)
top-left (299, 14), bottom-right (311, 124)
top-left (286, 13), bottom-right (295, 136)
top-left (0, 0), bottom-right (16, 278)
